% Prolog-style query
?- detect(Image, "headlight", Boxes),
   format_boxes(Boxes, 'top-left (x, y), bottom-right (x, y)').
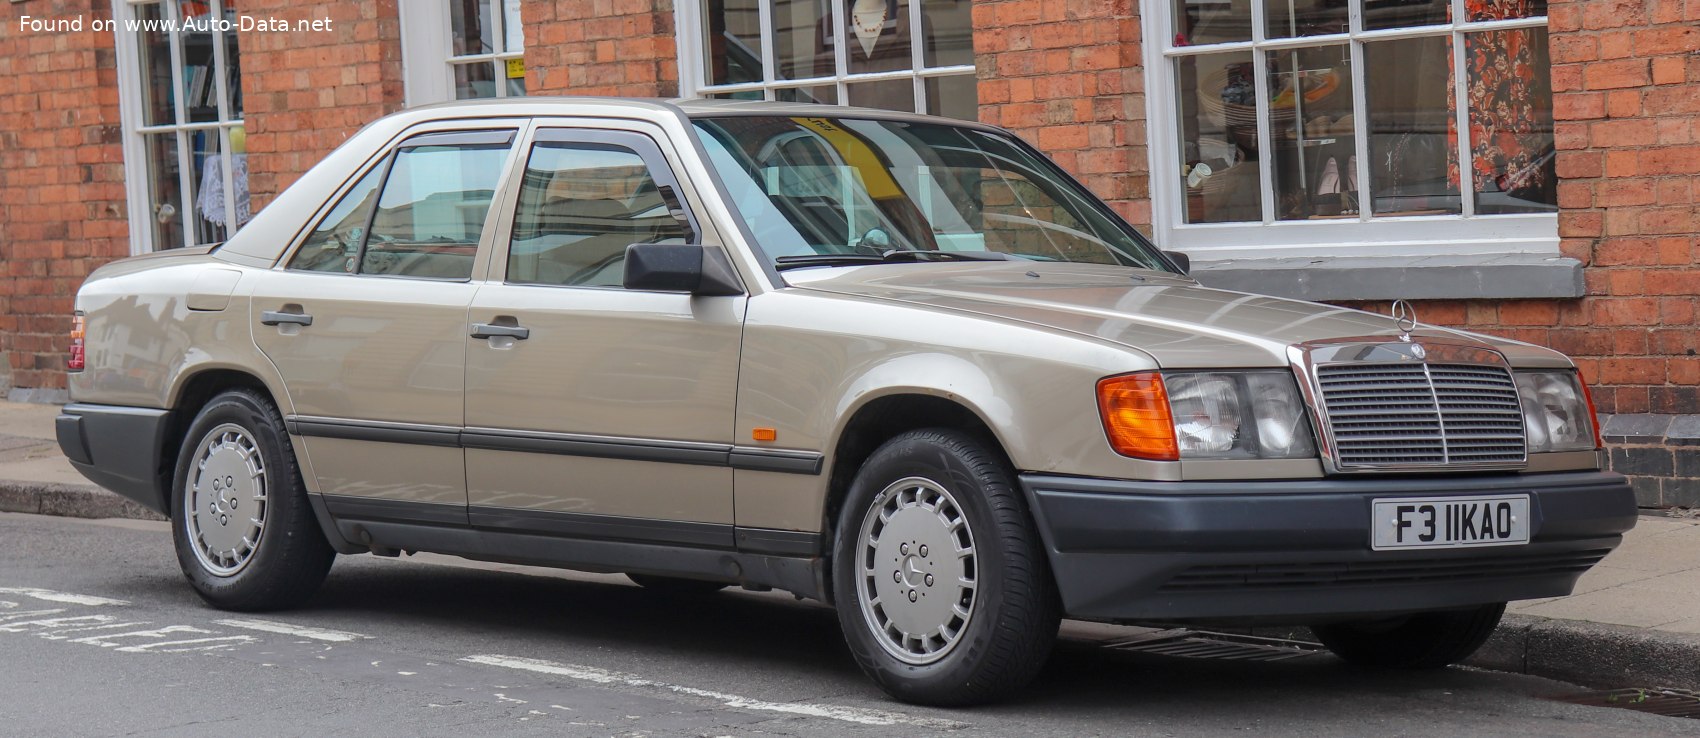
top-left (1098, 371), bottom-right (1317, 460)
top-left (1515, 370), bottom-right (1599, 453)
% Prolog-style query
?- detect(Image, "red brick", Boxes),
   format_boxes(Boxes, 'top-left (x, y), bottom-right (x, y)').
top-left (1583, 59), bottom-right (1651, 90)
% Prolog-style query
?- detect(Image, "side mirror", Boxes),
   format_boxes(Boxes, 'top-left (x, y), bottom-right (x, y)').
top-left (623, 243), bottom-right (744, 296)
top-left (1163, 250), bottom-right (1191, 275)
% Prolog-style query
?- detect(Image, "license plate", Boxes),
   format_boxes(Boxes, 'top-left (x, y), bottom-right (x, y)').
top-left (1371, 495), bottom-right (1530, 551)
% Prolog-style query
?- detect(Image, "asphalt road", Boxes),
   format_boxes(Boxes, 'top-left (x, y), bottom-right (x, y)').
top-left (2, 512), bottom-right (1696, 738)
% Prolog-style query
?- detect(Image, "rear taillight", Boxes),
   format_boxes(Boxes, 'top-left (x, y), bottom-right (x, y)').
top-left (68, 312), bottom-right (85, 372)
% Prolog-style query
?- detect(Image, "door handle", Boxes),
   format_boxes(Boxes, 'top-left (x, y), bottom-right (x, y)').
top-left (470, 322), bottom-right (530, 340)
top-left (260, 310), bottom-right (313, 327)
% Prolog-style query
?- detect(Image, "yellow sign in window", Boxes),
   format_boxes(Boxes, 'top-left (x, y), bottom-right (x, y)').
top-left (505, 58), bottom-right (526, 79)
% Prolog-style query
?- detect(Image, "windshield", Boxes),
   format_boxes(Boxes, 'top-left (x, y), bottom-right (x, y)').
top-left (692, 116), bottom-right (1172, 272)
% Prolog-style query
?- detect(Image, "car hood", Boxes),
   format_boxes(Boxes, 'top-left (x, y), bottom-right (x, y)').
top-left (786, 261), bottom-right (1567, 368)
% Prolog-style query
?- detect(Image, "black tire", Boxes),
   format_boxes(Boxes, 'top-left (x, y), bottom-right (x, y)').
top-left (1313, 603), bottom-right (1506, 669)
top-left (169, 388), bottom-right (334, 611)
top-left (625, 573), bottom-right (729, 594)
top-left (831, 428), bottom-right (1060, 706)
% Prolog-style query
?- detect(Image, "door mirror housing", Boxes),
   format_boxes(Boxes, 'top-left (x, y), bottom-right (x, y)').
top-left (623, 243), bottom-right (744, 296)
top-left (1163, 250), bottom-right (1191, 275)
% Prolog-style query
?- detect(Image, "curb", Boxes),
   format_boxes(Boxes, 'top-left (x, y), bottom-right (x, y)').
top-left (0, 480), bottom-right (165, 522)
top-left (2, 481), bottom-right (1697, 693)
top-left (1472, 613), bottom-right (1700, 692)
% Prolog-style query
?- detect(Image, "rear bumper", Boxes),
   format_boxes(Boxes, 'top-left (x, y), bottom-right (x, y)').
top-left (1021, 471), bottom-right (1638, 624)
top-left (56, 403), bottom-right (173, 515)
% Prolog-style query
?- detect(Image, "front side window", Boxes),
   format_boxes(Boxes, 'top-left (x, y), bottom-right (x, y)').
top-left (1155, 0), bottom-right (1555, 256)
top-left (507, 140), bottom-right (692, 288)
top-left (118, 0), bottom-right (249, 251)
top-left (694, 116), bottom-right (1171, 271)
top-left (684, 0), bottom-right (977, 120)
top-left (287, 132), bottom-right (514, 280)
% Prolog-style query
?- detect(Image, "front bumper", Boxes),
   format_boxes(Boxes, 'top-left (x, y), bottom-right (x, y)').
top-left (56, 403), bottom-right (173, 515)
top-left (1021, 471), bottom-right (1638, 624)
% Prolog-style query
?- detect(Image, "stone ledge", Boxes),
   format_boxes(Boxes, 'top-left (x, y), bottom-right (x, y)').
top-left (0, 480), bottom-right (164, 521)
top-left (1191, 253), bottom-right (1585, 301)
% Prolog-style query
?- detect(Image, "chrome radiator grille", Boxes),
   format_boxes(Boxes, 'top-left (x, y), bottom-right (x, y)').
top-left (1316, 363), bottom-right (1526, 469)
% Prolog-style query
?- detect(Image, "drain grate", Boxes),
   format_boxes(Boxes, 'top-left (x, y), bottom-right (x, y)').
top-left (1103, 630), bottom-right (1326, 662)
top-left (1558, 688), bottom-right (1700, 720)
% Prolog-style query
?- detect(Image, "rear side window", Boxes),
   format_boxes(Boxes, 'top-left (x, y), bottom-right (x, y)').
top-left (286, 130), bottom-right (515, 280)
top-left (507, 134), bottom-right (691, 288)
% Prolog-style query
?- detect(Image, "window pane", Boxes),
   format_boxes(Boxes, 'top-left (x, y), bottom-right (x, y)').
top-left (450, 0), bottom-right (495, 57)
top-left (289, 157), bottom-right (388, 273)
top-left (921, 0), bottom-right (974, 68)
top-left (924, 75), bottom-right (977, 121)
top-left (774, 0), bottom-right (832, 81)
top-left (775, 85), bottom-right (839, 104)
top-left (1266, 0), bottom-right (1349, 39)
top-left (365, 142), bottom-right (512, 279)
top-left (454, 62), bottom-right (497, 99)
top-left (1366, 36), bottom-right (1460, 216)
top-left (506, 71), bottom-right (526, 97)
top-left (1469, 27), bottom-right (1556, 214)
top-left (184, 129), bottom-right (228, 245)
top-left (137, 3), bottom-right (175, 126)
top-left (508, 144), bottom-right (689, 288)
top-left (1468, 0), bottom-right (1547, 21)
top-left (847, 0), bottom-right (913, 75)
top-left (1174, 0), bottom-right (1251, 46)
top-left (846, 77), bottom-right (915, 111)
top-left (1176, 52), bottom-right (1260, 223)
top-left (706, 0), bottom-right (764, 85)
top-left (176, 2), bottom-right (219, 123)
top-left (502, 0), bottom-right (524, 52)
top-left (1363, 0), bottom-right (1450, 31)
top-left (1268, 45), bottom-right (1357, 220)
top-left (144, 133), bottom-right (183, 249)
top-left (222, 0), bottom-right (244, 118)
top-left (707, 89), bottom-right (766, 100)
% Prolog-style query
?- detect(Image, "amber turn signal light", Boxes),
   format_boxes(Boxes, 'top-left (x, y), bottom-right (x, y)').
top-left (1096, 372), bottom-right (1178, 461)
top-left (752, 427), bottom-right (777, 442)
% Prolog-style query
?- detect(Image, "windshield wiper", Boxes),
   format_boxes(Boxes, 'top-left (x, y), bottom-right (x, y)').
top-left (775, 249), bottom-right (1016, 271)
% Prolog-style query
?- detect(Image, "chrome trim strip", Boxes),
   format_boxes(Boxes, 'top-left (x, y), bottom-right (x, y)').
top-left (286, 415), bottom-right (825, 475)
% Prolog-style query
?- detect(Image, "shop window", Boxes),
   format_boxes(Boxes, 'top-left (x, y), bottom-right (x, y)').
top-left (679, 0), bottom-right (977, 120)
top-left (1148, 0), bottom-right (1557, 260)
top-left (116, 0), bottom-right (249, 252)
top-left (401, 1), bottom-right (527, 106)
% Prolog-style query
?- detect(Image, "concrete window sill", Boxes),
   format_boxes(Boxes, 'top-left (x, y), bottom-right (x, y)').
top-left (1189, 254), bottom-right (1585, 302)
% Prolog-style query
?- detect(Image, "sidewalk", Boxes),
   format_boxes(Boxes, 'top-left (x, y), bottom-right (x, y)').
top-left (2, 398), bottom-right (1697, 690)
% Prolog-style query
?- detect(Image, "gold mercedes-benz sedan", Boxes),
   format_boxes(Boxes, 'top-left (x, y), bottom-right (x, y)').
top-left (57, 98), bottom-right (1635, 706)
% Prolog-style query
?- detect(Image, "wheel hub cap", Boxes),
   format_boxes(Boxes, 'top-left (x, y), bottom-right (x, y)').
top-left (856, 476), bottom-right (977, 665)
top-left (185, 424), bottom-right (268, 577)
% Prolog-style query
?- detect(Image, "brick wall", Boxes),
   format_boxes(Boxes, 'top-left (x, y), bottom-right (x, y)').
top-left (971, 0), bottom-right (1150, 227)
top-left (0, 0), bottom-right (128, 394)
top-left (523, 0), bottom-right (679, 97)
top-left (237, 0), bottom-right (405, 210)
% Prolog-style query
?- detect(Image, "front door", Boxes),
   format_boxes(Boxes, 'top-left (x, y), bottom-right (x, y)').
top-left (254, 128), bottom-right (520, 516)
top-left (463, 125), bottom-right (745, 545)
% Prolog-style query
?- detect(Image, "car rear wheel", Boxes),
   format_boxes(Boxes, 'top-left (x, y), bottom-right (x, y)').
top-left (625, 573), bottom-right (729, 594)
top-left (170, 388), bottom-right (334, 611)
top-left (832, 428), bottom-right (1059, 706)
top-left (1313, 603), bottom-right (1506, 669)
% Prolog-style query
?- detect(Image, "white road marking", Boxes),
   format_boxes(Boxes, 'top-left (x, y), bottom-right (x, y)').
top-left (0, 614), bottom-right (114, 634)
top-left (212, 618), bottom-right (371, 643)
top-left (461, 655), bottom-right (968, 729)
top-left (72, 625), bottom-right (210, 648)
top-left (0, 587), bottom-right (129, 606)
top-left (118, 636), bottom-right (258, 653)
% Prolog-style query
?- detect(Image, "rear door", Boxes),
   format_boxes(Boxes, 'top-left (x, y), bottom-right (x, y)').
top-left (461, 122), bottom-right (746, 542)
top-left (253, 126), bottom-right (521, 518)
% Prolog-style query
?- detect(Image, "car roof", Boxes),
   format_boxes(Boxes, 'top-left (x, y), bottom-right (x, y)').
top-left (404, 96), bottom-right (992, 130)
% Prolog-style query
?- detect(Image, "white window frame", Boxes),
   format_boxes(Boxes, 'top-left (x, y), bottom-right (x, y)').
top-left (112, 0), bottom-right (246, 254)
top-left (400, 0), bottom-right (525, 107)
top-left (675, 0), bottom-right (974, 114)
top-left (1139, 0), bottom-right (1558, 262)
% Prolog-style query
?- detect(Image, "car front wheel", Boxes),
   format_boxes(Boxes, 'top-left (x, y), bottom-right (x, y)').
top-left (832, 428), bottom-right (1059, 706)
top-left (170, 388), bottom-right (334, 611)
top-left (1313, 603), bottom-right (1506, 669)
